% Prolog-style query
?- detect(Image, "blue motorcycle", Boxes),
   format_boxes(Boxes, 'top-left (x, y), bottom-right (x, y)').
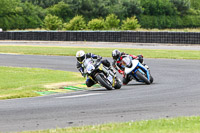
top-left (122, 56), bottom-right (153, 84)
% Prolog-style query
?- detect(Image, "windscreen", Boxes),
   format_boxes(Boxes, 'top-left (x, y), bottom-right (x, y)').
top-left (122, 56), bottom-right (131, 67)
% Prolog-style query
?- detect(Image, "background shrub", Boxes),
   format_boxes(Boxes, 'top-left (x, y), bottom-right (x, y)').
top-left (139, 15), bottom-right (200, 29)
top-left (121, 16), bottom-right (140, 30)
top-left (63, 15), bottom-right (86, 30)
top-left (181, 15), bottom-right (200, 28)
top-left (43, 14), bottom-right (63, 30)
top-left (104, 14), bottom-right (120, 30)
top-left (88, 18), bottom-right (105, 30)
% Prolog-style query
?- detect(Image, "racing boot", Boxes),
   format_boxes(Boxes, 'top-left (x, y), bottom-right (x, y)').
top-left (143, 64), bottom-right (149, 70)
top-left (122, 74), bottom-right (131, 85)
top-left (141, 60), bottom-right (149, 70)
top-left (143, 63), bottom-right (151, 76)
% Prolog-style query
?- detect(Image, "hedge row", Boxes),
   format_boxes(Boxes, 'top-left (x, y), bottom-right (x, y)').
top-left (139, 15), bottom-right (200, 29)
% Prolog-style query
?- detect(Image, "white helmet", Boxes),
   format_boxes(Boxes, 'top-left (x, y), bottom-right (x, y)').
top-left (76, 50), bottom-right (86, 63)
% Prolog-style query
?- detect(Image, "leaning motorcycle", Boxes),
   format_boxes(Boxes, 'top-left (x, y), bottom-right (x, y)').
top-left (83, 58), bottom-right (122, 90)
top-left (122, 56), bottom-right (153, 84)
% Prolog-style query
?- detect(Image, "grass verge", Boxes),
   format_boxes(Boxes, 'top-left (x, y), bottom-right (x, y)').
top-left (0, 66), bottom-right (85, 100)
top-left (0, 45), bottom-right (200, 59)
top-left (21, 116), bottom-right (200, 133)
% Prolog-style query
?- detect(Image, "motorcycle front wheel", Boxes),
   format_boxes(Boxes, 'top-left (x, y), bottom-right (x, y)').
top-left (136, 71), bottom-right (150, 85)
top-left (150, 75), bottom-right (154, 83)
top-left (96, 74), bottom-right (113, 90)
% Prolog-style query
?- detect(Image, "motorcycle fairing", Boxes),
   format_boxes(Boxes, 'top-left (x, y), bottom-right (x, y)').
top-left (124, 60), bottom-right (139, 74)
top-left (124, 60), bottom-right (150, 82)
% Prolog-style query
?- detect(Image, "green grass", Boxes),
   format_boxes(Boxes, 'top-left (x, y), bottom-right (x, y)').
top-left (21, 116), bottom-right (200, 133)
top-left (0, 66), bottom-right (85, 100)
top-left (0, 45), bottom-right (200, 59)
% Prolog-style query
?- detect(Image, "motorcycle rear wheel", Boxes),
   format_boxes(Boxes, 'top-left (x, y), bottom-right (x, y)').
top-left (96, 74), bottom-right (113, 90)
top-left (114, 77), bottom-right (122, 89)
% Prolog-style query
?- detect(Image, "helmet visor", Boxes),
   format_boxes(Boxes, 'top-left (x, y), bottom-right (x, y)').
top-left (113, 55), bottom-right (118, 61)
top-left (77, 56), bottom-right (85, 63)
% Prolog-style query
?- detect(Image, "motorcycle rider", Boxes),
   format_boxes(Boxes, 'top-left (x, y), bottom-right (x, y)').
top-left (112, 49), bottom-right (148, 85)
top-left (76, 50), bottom-right (115, 87)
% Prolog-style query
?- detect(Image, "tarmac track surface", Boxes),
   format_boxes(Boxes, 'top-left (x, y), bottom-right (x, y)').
top-left (0, 42), bottom-right (200, 132)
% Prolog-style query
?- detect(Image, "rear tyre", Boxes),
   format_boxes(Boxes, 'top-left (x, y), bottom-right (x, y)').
top-left (136, 71), bottom-right (150, 85)
top-left (96, 74), bottom-right (113, 90)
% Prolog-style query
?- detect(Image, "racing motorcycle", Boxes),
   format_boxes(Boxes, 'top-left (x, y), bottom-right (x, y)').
top-left (122, 56), bottom-right (153, 84)
top-left (83, 58), bottom-right (122, 90)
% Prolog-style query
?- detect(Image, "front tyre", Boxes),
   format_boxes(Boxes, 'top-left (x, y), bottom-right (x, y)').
top-left (114, 77), bottom-right (122, 89)
top-left (150, 75), bottom-right (154, 83)
top-left (136, 71), bottom-right (150, 85)
top-left (96, 74), bottom-right (113, 90)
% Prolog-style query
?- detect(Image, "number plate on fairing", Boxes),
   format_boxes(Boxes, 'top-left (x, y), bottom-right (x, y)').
top-left (107, 75), bottom-right (113, 83)
top-left (86, 64), bottom-right (95, 74)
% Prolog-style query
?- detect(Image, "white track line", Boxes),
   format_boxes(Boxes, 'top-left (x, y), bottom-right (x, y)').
top-left (56, 93), bottom-right (103, 99)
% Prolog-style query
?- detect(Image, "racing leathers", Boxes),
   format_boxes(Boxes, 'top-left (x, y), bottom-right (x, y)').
top-left (112, 52), bottom-right (145, 85)
top-left (76, 53), bottom-right (112, 87)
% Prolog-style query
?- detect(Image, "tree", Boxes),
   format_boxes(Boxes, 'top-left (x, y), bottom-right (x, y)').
top-left (0, 0), bottom-right (18, 16)
top-left (20, 2), bottom-right (45, 28)
top-left (64, 0), bottom-right (109, 20)
top-left (21, 0), bottom-right (62, 8)
top-left (122, 0), bottom-right (143, 18)
top-left (141, 0), bottom-right (177, 15)
top-left (89, 0), bottom-right (110, 19)
top-left (190, 0), bottom-right (200, 10)
top-left (170, 0), bottom-right (190, 15)
top-left (107, 3), bottom-right (126, 20)
top-left (0, 0), bottom-right (44, 30)
top-left (0, 0), bottom-right (18, 30)
top-left (47, 1), bottom-right (73, 21)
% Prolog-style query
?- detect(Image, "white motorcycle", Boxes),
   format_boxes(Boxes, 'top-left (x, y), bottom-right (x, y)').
top-left (83, 58), bottom-right (122, 90)
top-left (122, 56), bottom-right (153, 84)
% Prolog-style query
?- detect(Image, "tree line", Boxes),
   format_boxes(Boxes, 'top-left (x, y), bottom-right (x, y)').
top-left (0, 0), bottom-right (200, 30)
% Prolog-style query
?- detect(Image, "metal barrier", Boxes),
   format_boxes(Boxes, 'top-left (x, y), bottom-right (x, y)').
top-left (0, 31), bottom-right (200, 44)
